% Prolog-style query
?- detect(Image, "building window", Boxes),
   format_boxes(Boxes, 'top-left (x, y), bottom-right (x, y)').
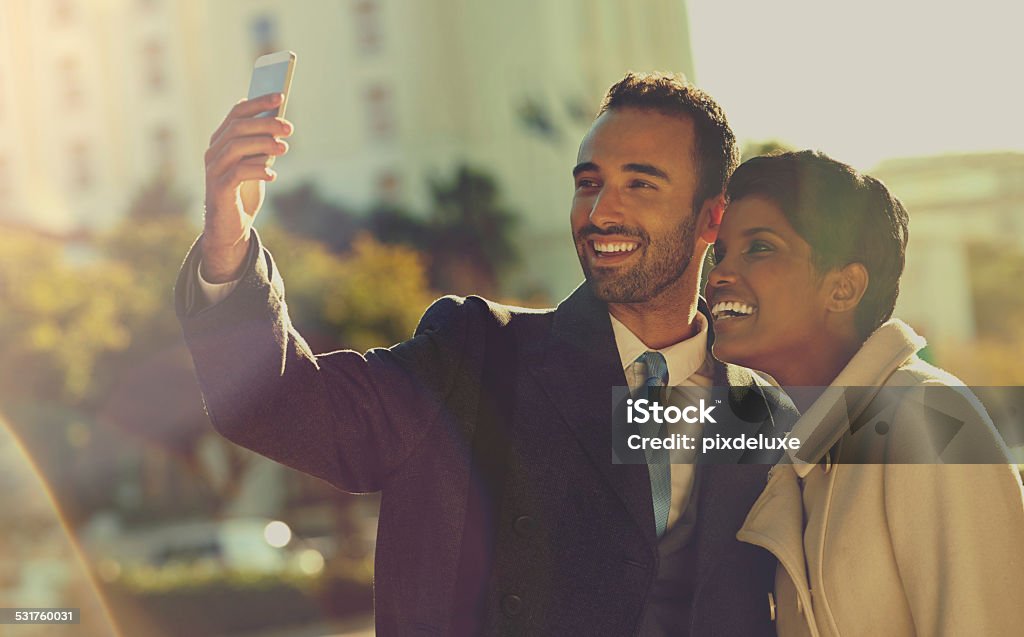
top-left (70, 141), bottom-right (92, 192)
top-left (250, 15), bottom-right (278, 57)
top-left (153, 125), bottom-right (174, 172)
top-left (58, 57), bottom-right (82, 108)
top-left (54, 0), bottom-right (75, 25)
top-left (353, 0), bottom-right (383, 55)
top-left (376, 170), bottom-right (400, 202)
top-left (365, 84), bottom-right (395, 141)
top-left (143, 39), bottom-right (166, 93)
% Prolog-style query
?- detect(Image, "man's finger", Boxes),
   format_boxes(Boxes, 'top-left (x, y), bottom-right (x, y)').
top-left (207, 117), bottom-right (292, 164)
top-left (208, 135), bottom-right (287, 179)
top-left (230, 92), bottom-right (284, 119)
top-left (218, 164), bottom-right (277, 192)
top-left (208, 93), bottom-right (283, 145)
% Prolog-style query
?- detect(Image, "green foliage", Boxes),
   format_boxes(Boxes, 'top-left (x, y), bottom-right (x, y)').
top-left (273, 163), bottom-right (522, 297)
top-left (113, 552), bottom-right (373, 594)
top-left (124, 177), bottom-right (192, 222)
top-left (271, 182), bottom-right (361, 253)
top-left (426, 165), bottom-right (520, 294)
top-left (0, 175), bottom-right (439, 407)
top-left (0, 229), bottom-right (138, 403)
top-left (260, 227), bottom-right (434, 351)
top-left (741, 139), bottom-right (796, 161)
top-left (941, 242), bottom-right (1024, 384)
top-left (1, 177), bottom-right (440, 525)
top-left (968, 242), bottom-right (1024, 340)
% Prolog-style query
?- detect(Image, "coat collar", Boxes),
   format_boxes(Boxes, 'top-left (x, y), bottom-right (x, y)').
top-left (530, 283), bottom-right (659, 539)
top-left (784, 319), bottom-right (926, 477)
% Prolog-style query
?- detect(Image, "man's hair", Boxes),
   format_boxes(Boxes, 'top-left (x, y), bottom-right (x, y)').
top-left (726, 150), bottom-right (910, 338)
top-left (597, 72), bottom-right (739, 215)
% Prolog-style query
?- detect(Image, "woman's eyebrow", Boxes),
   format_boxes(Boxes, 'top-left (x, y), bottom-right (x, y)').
top-left (742, 226), bottom-right (785, 238)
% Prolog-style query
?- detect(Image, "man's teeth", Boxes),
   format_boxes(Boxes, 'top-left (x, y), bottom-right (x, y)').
top-left (711, 301), bottom-right (757, 320)
top-left (593, 241), bottom-right (639, 254)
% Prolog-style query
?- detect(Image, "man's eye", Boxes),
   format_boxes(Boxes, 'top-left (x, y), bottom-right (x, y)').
top-left (576, 179), bottom-right (599, 189)
top-left (630, 180), bottom-right (655, 189)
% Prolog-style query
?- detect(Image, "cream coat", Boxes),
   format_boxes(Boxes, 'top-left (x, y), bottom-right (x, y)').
top-left (738, 319), bottom-right (1024, 637)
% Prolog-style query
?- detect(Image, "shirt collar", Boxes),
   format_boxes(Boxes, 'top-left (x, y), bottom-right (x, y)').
top-left (609, 311), bottom-right (710, 384)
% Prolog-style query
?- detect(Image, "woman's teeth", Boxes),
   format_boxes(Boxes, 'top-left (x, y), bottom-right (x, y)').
top-left (711, 301), bottom-right (757, 320)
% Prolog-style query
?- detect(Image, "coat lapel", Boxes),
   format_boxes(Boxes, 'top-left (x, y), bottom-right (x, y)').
top-left (529, 283), bottom-right (657, 542)
top-left (693, 300), bottom-right (800, 592)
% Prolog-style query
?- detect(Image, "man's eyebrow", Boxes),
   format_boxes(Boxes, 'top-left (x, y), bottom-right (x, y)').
top-left (572, 162), bottom-right (598, 178)
top-left (623, 163), bottom-right (670, 182)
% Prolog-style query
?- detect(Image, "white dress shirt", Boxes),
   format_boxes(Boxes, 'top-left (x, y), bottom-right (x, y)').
top-left (610, 312), bottom-right (714, 530)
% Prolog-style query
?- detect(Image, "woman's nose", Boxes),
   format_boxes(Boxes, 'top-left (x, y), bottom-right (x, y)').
top-left (708, 260), bottom-right (736, 288)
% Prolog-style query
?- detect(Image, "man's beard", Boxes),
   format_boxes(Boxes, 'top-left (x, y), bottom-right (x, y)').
top-left (576, 213), bottom-right (697, 303)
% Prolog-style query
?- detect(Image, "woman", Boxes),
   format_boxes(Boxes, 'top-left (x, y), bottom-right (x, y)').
top-left (706, 151), bottom-right (1024, 636)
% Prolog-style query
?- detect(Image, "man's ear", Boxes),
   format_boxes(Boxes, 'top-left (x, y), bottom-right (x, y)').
top-left (698, 194), bottom-right (726, 244)
top-left (825, 263), bottom-right (869, 313)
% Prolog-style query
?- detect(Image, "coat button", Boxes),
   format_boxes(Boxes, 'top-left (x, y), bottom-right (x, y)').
top-left (768, 592), bottom-right (776, 621)
top-left (822, 450), bottom-right (833, 474)
top-left (513, 515), bottom-right (536, 537)
top-left (502, 594), bottom-right (523, 616)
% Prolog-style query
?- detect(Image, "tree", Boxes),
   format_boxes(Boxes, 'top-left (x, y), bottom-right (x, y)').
top-left (2, 173), bottom-right (441, 525)
top-left (276, 164), bottom-right (523, 297)
top-left (741, 139), bottom-right (795, 161)
top-left (258, 226), bottom-right (435, 352)
top-left (270, 182), bottom-right (362, 254)
top-left (423, 164), bottom-right (520, 296)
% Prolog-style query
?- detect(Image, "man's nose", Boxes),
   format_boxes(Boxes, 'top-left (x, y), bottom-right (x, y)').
top-left (589, 187), bottom-right (624, 227)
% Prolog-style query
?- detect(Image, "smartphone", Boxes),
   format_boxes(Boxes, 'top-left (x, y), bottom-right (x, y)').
top-left (249, 50), bottom-right (296, 117)
top-left (247, 50), bottom-right (297, 164)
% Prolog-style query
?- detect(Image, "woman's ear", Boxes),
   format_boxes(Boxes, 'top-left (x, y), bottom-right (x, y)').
top-left (698, 195), bottom-right (726, 244)
top-left (826, 262), bottom-right (869, 313)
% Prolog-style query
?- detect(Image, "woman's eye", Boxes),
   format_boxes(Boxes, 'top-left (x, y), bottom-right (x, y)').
top-left (746, 240), bottom-right (774, 255)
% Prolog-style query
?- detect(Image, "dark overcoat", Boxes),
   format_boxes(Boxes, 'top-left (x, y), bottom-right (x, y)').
top-left (175, 231), bottom-right (793, 636)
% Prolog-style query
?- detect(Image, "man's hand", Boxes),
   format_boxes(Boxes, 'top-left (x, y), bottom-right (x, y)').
top-left (201, 93), bottom-right (293, 282)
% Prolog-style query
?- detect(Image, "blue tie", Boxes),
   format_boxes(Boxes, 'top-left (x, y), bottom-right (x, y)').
top-left (636, 351), bottom-right (671, 538)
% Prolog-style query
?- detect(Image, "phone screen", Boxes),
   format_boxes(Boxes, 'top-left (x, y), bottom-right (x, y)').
top-left (248, 61), bottom-right (291, 118)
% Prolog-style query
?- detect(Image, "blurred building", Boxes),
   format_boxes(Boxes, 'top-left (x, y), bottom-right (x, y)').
top-left (0, 0), bottom-right (696, 300)
top-left (0, 0), bottom-right (208, 232)
top-left (873, 152), bottom-right (1024, 344)
top-left (204, 0), bottom-right (697, 299)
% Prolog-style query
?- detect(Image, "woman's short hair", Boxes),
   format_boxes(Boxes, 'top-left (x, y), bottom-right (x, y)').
top-left (725, 150), bottom-right (909, 338)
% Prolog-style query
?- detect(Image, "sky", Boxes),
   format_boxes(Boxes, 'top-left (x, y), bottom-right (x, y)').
top-left (687, 0), bottom-right (1024, 169)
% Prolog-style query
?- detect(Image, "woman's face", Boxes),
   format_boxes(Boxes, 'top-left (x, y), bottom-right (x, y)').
top-left (706, 195), bottom-right (832, 375)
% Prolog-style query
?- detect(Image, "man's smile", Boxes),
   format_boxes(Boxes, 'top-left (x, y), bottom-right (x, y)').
top-left (585, 237), bottom-right (643, 266)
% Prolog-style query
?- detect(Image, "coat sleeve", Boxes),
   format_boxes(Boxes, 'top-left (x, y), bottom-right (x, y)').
top-left (883, 383), bottom-right (1024, 636)
top-left (174, 230), bottom-right (484, 494)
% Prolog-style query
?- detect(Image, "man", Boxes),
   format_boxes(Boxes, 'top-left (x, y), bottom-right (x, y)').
top-left (177, 72), bottom-right (794, 635)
